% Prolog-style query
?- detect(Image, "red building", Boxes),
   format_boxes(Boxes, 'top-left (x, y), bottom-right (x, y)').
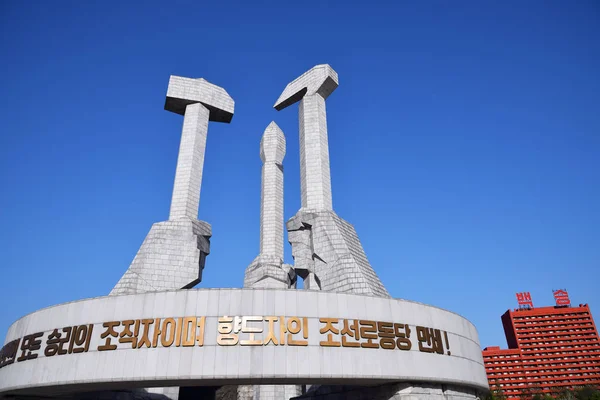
top-left (482, 291), bottom-right (600, 398)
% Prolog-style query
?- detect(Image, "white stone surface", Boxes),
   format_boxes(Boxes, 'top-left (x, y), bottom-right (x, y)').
top-left (110, 219), bottom-right (211, 295)
top-left (0, 289), bottom-right (488, 397)
top-left (274, 65), bottom-right (338, 111)
top-left (244, 123), bottom-right (298, 398)
top-left (287, 211), bottom-right (389, 297)
top-left (297, 93), bottom-right (332, 211)
top-left (165, 76), bottom-right (235, 123)
top-left (274, 65), bottom-right (338, 211)
top-left (169, 102), bottom-right (209, 221)
top-left (244, 123), bottom-right (293, 290)
top-left (259, 122), bottom-right (286, 260)
top-left (111, 76), bottom-right (235, 295)
top-left (275, 65), bottom-right (388, 299)
top-left (108, 76), bottom-right (236, 398)
top-left (165, 76), bottom-right (234, 219)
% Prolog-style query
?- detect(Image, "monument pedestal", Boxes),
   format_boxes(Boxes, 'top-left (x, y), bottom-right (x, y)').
top-left (111, 219), bottom-right (211, 295)
top-left (287, 210), bottom-right (388, 297)
top-left (293, 383), bottom-right (480, 400)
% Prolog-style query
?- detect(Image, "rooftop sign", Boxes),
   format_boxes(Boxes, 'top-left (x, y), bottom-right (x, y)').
top-left (553, 289), bottom-right (571, 307)
top-left (516, 292), bottom-right (534, 309)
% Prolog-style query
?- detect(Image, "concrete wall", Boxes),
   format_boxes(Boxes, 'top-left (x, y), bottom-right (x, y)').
top-left (0, 289), bottom-right (488, 397)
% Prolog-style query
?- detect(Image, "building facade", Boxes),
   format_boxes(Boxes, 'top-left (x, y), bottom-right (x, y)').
top-left (483, 292), bottom-right (600, 399)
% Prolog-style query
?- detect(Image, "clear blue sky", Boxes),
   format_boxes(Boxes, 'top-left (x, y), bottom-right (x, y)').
top-left (0, 1), bottom-right (598, 349)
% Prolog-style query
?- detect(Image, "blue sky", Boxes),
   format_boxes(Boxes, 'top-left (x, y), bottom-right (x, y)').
top-left (0, 1), bottom-right (598, 349)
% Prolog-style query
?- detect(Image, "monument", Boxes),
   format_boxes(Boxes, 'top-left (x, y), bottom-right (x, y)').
top-left (275, 65), bottom-right (388, 297)
top-left (0, 65), bottom-right (489, 400)
top-left (243, 122), bottom-right (295, 291)
top-left (111, 76), bottom-right (235, 296)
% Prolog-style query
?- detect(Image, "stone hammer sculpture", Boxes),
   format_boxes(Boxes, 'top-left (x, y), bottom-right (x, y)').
top-left (111, 77), bottom-right (235, 295)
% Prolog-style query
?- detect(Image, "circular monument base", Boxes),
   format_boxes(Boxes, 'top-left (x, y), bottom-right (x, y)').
top-left (0, 289), bottom-right (488, 399)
